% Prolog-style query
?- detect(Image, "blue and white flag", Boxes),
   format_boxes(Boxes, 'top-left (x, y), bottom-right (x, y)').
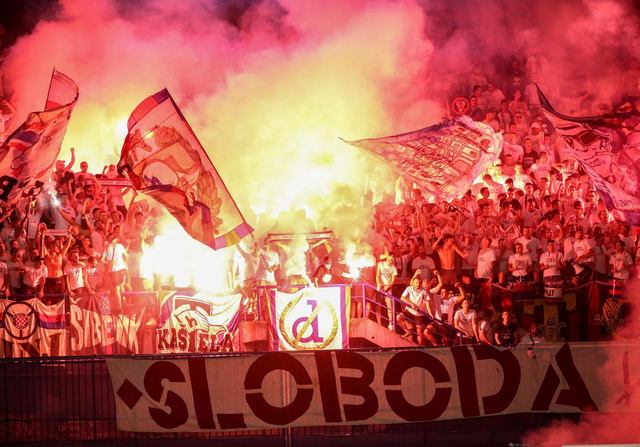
top-left (538, 85), bottom-right (640, 223)
top-left (343, 116), bottom-right (502, 200)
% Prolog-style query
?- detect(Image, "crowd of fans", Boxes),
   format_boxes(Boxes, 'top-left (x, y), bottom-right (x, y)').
top-left (0, 146), bottom-right (160, 313)
top-left (1, 55), bottom-right (639, 348)
top-left (362, 59), bottom-right (640, 346)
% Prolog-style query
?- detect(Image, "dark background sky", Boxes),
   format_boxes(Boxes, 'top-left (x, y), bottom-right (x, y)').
top-left (0, 0), bottom-right (61, 53)
top-left (0, 0), bottom-right (263, 54)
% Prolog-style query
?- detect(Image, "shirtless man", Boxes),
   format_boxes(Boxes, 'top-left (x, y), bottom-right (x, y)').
top-left (436, 234), bottom-right (469, 286)
top-left (42, 232), bottom-right (74, 304)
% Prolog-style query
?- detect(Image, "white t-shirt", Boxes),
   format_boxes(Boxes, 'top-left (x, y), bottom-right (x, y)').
top-left (539, 251), bottom-right (564, 277)
top-left (104, 242), bottom-right (127, 272)
top-left (426, 291), bottom-right (458, 324)
top-left (23, 264), bottom-right (48, 288)
top-left (411, 256), bottom-right (435, 280)
top-left (573, 239), bottom-right (594, 266)
top-left (509, 253), bottom-right (532, 277)
top-left (401, 286), bottom-right (426, 316)
top-left (476, 248), bottom-right (497, 279)
top-left (64, 262), bottom-right (85, 290)
top-left (454, 309), bottom-right (477, 336)
top-left (610, 252), bottom-right (633, 280)
top-left (376, 262), bottom-right (397, 288)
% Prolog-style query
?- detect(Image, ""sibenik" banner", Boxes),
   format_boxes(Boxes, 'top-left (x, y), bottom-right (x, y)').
top-left (107, 342), bottom-right (640, 432)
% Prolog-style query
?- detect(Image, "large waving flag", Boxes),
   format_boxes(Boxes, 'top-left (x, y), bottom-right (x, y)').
top-left (118, 89), bottom-right (253, 249)
top-left (0, 69), bottom-right (79, 206)
top-left (538, 86), bottom-right (640, 223)
top-left (343, 116), bottom-right (502, 200)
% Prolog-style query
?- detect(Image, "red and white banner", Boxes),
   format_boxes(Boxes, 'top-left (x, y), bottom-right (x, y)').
top-left (0, 69), bottom-right (79, 206)
top-left (0, 298), bottom-right (66, 357)
top-left (157, 290), bottom-right (242, 353)
top-left (107, 342), bottom-right (640, 432)
top-left (0, 293), bottom-right (154, 357)
top-left (68, 292), bottom-right (155, 355)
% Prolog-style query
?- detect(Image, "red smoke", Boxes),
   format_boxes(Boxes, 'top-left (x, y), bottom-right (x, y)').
top-left (524, 280), bottom-right (640, 446)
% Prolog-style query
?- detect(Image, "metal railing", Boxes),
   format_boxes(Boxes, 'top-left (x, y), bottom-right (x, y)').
top-left (254, 282), bottom-right (461, 346)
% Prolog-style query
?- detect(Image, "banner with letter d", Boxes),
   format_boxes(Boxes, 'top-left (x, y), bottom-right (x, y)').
top-left (269, 286), bottom-right (349, 350)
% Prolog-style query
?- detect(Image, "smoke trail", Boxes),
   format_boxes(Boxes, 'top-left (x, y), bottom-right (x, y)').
top-left (1, 0), bottom-right (639, 290)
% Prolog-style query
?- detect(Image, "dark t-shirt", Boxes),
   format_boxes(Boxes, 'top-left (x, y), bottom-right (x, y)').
top-left (496, 321), bottom-right (517, 346)
top-left (522, 150), bottom-right (539, 170)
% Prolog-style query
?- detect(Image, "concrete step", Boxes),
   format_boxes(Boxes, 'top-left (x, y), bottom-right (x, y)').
top-left (348, 318), bottom-right (419, 348)
top-left (238, 318), bottom-right (420, 351)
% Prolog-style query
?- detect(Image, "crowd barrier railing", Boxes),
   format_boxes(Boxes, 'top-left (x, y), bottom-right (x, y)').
top-left (254, 282), bottom-right (461, 346)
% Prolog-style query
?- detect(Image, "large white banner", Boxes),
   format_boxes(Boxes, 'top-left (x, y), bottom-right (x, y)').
top-left (269, 286), bottom-right (350, 350)
top-left (107, 342), bottom-right (640, 432)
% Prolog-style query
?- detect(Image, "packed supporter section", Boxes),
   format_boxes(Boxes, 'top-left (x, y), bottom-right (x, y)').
top-left (1, 54), bottom-right (638, 350)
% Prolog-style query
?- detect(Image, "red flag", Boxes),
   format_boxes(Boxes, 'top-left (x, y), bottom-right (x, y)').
top-left (0, 69), bottom-right (79, 206)
top-left (118, 89), bottom-right (253, 249)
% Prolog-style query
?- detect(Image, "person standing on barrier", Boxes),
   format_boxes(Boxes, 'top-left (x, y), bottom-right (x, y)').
top-left (436, 234), bottom-right (468, 287)
top-left (475, 236), bottom-right (497, 296)
top-left (103, 232), bottom-right (127, 313)
top-left (375, 253), bottom-right (397, 329)
top-left (610, 240), bottom-right (633, 284)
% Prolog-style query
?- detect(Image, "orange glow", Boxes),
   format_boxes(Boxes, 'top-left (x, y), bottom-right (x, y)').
top-left (343, 242), bottom-right (376, 279)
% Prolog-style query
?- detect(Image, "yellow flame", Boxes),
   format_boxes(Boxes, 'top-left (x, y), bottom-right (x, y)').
top-left (343, 241), bottom-right (376, 279)
top-left (141, 216), bottom-right (232, 292)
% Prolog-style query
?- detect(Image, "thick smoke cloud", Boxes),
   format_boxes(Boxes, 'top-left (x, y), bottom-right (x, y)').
top-left (1, 1), bottom-right (640, 442)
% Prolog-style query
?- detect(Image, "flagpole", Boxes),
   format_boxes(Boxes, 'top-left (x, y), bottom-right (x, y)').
top-left (166, 91), bottom-right (253, 233)
top-left (44, 67), bottom-right (56, 110)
